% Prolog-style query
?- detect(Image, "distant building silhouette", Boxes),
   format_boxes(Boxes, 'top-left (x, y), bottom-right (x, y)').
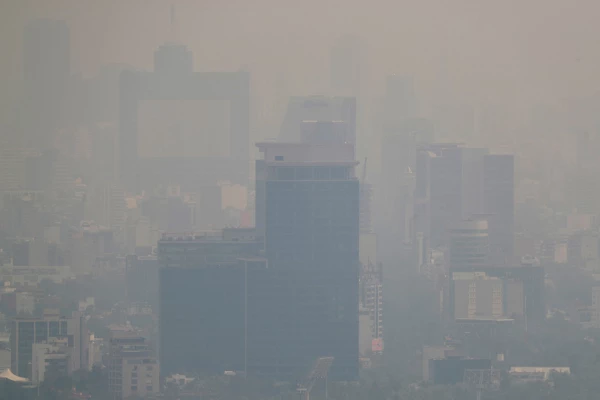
top-left (483, 154), bottom-right (515, 264)
top-left (278, 96), bottom-right (356, 146)
top-left (119, 43), bottom-right (250, 190)
top-left (23, 19), bottom-right (71, 150)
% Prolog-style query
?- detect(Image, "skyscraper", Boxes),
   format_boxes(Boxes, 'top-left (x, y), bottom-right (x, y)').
top-left (483, 154), bottom-right (515, 264)
top-left (252, 130), bottom-right (359, 380)
top-left (414, 144), bottom-right (490, 251)
top-left (23, 19), bottom-right (71, 149)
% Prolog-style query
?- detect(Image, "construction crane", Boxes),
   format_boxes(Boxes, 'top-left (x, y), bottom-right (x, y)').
top-left (297, 357), bottom-right (334, 400)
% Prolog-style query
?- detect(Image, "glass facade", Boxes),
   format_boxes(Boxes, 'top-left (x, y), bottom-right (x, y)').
top-left (158, 239), bottom-right (261, 376)
top-left (248, 169), bottom-right (359, 380)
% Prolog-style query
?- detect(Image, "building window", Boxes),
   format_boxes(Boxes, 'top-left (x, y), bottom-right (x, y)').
top-left (275, 156), bottom-right (284, 161)
top-left (131, 386), bottom-right (137, 392)
top-left (146, 386), bottom-right (154, 392)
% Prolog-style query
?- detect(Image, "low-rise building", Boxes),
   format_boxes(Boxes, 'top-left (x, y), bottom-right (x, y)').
top-left (509, 367), bottom-right (570, 383)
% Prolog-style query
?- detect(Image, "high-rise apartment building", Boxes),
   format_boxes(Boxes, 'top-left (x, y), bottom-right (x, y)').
top-left (108, 332), bottom-right (159, 400)
top-left (253, 131), bottom-right (359, 380)
top-left (483, 154), bottom-right (515, 264)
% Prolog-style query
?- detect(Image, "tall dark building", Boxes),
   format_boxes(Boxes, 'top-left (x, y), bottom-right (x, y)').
top-left (23, 19), bottom-right (71, 149)
top-left (252, 133), bottom-right (360, 380)
top-left (414, 144), bottom-right (489, 250)
top-left (119, 43), bottom-right (250, 190)
top-left (483, 154), bottom-right (515, 264)
top-left (158, 229), bottom-right (263, 376)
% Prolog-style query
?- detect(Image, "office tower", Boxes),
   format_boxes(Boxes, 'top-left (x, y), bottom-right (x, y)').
top-left (119, 43), bottom-right (250, 190)
top-left (252, 132), bottom-right (359, 380)
top-left (23, 19), bottom-right (71, 150)
top-left (279, 96), bottom-right (356, 146)
top-left (414, 144), bottom-right (490, 250)
top-left (449, 219), bottom-right (490, 268)
top-left (414, 144), bottom-right (464, 249)
top-left (158, 229), bottom-right (263, 376)
top-left (108, 332), bottom-right (159, 400)
top-left (380, 118), bottom-right (434, 249)
top-left (483, 154), bottom-right (515, 264)
top-left (10, 311), bottom-right (88, 379)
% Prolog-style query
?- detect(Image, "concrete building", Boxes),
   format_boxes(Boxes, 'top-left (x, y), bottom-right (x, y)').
top-left (88, 334), bottom-right (104, 369)
top-left (449, 219), bottom-right (490, 268)
top-left (253, 130), bottom-right (359, 380)
top-left (568, 231), bottom-right (599, 270)
top-left (449, 265), bottom-right (545, 322)
top-left (32, 337), bottom-right (71, 384)
top-left (158, 229), bottom-right (263, 376)
top-left (453, 275), bottom-right (504, 320)
top-left (108, 332), bottom-right (159, 400)
top-left (361, 270), bottom-right (383, 354)
top-left (10, 311), bottom-right (88, 379)
top-left (119, 43), bottom-right (250, 190)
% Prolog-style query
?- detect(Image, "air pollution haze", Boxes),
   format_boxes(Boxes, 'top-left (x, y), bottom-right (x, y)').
top-left (2, 1), bottom-right (600, 399)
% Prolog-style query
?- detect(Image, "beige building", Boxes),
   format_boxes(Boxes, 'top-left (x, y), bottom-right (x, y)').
top-left (108, 332), bottom-right (159, 400)
top-left (453, 274), bottom-right (504, 320)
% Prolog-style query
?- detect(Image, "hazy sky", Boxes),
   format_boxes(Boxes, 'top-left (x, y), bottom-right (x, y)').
top-left (3, 0), bottom-right (600, 160)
